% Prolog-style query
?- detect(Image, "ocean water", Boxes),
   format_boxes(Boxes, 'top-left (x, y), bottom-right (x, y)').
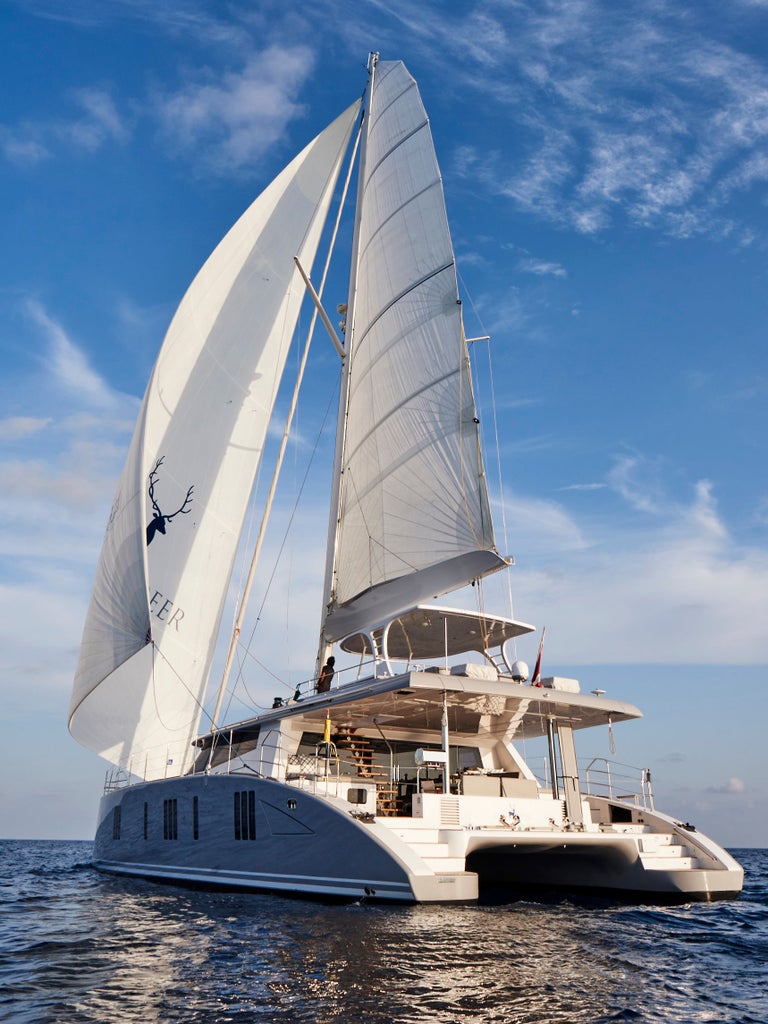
top-left (0, 842), bottom-right (765, 1024)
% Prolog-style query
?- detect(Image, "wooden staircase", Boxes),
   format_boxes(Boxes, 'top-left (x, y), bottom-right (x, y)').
top-left (333, 727), bottom-right (399, 816)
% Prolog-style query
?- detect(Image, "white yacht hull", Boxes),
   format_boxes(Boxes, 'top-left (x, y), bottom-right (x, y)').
top-left (94, 777), bottom-right (742, 903)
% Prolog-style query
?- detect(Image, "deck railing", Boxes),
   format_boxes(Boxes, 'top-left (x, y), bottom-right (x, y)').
top-left (582, 758), bottom-right (655, 810)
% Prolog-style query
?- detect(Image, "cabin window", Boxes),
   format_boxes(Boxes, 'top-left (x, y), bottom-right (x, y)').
top-left (347, 788), bottom-right (368, 805)
top-left (143, 801), bottom-right (148, 840)
top-left (234, 790), bottom-right (256, 840)
top-left (193, 795), bottom-right (199, 840)
top-left (163, 798), bottom-right (178, 840)
top-left (112, 805), bottom-right (122, 840)
top-left (609, 804), bottom-right (633, 824)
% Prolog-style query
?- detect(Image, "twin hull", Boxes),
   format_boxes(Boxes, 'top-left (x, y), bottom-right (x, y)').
top-left (95, 774), bottom-right (742, 903)
top-left (95, 775), bottom-right (474, 902)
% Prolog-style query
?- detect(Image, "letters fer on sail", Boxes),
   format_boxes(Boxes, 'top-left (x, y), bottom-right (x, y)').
top-left (70, 103), bottom-right (360, 781)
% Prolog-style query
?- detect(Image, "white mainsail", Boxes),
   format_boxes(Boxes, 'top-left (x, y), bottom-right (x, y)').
top-left (70, 103), bottom-right (359, 779)
top-left (322, 61), bottom-right (506, 643)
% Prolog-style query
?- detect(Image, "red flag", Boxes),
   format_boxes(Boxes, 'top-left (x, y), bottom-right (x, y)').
top-left (531, 627), bottom-right (546, 686)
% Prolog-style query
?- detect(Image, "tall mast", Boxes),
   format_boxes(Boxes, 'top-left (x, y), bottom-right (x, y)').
top-left (316, 52), bottom-right (378, 669)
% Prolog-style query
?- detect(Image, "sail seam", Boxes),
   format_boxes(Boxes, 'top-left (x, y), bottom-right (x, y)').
top-left (363, 118), bottom-right (429, 194)
top-left (367, 77), bottom-right (417, 138)
top-left (356, 177), bottom-right (442, 266)
top-left (345, 267), bottom-right (457, 395)
top-left (344, 365), bottom-right (458, 466)
top-left (355, 260), bottom-right (454, 352)
top-left (341, 418), bottom-right (472, 515)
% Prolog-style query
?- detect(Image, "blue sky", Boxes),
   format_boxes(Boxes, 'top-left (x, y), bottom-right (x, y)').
top-left (1, 0), bottom-right (766, 846)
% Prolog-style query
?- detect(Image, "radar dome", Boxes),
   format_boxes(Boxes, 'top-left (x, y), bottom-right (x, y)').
top-left (510, 660), bottom-right (529, 683)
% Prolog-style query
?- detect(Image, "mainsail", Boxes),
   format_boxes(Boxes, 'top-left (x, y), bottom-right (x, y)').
top-left (70, 103), bottom-right (359, 779)
top-left (322, 61), bottom-right (506, 643)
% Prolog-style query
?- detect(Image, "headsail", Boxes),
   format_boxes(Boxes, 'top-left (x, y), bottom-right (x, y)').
top-left (322, 61), bottom-right (506, 643)
top-left (70, 102), bottom-right (359, 779)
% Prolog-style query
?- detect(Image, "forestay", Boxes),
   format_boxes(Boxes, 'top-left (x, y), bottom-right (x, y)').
top-left (323, 61), bottom-right (506, 643)
top-left (69, 103), bottom-right (359, 779)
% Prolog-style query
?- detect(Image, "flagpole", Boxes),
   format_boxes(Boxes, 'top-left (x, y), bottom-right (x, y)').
top-left (532, 626), bottom-right (546, 687)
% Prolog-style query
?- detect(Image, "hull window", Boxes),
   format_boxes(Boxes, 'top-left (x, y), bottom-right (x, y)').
top-left (163, 798), bottom-right (178, 840)
top-left (112, 805), bottom-right (121, 840)
top-left (234, 790), bottom-right (256, 840)
top-left (143, 801), bottom-right (148, 840)
top-left (193, 795), bottom-right (199, 840)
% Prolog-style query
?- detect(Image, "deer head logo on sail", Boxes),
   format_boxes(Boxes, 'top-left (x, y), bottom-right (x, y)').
top-left (146, 456), bottom-right (194, 545)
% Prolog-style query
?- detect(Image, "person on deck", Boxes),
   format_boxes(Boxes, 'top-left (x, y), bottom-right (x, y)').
top-left (316, 656), bottom-right (335, 693)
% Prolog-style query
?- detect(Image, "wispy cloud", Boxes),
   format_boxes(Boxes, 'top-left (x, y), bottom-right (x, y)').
top-left (0, 417), bottom-right (51, 442)
top-left (386, 0), bottom-right (768, 243)
top-left (707, 777), bottom-right (746, 795)
top-left (485, 453), bottom-right (768, 664)
top-left (25, 300), bottom-right (118, 408)
top-left (1, 87), bottom-right (129, 165)
top-left (154, 44), bottom-right (316, 175)
top-left (517, 257), bottom-right (567, 278)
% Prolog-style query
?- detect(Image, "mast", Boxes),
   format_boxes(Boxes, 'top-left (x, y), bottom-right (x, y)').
top-left (316, 51), bottom-right (379, 670)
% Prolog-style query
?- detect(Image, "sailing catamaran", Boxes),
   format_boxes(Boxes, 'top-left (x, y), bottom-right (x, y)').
top-left (70, 56), bottom-right (743, 903)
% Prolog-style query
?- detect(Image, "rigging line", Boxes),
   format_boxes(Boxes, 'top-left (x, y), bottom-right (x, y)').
top-left (218, 648), bottom-right (294, 729)
top-left (243, 387), bottom-right (338, 662)
top-left (220, 418), bottom-right (332, 726)
top-left (149, 640), bottom-right (214, 734)
top-left (459, 268), bottom-right (516, 624)
top-left (230, 435), bottom-right (266, 643)
top-left (457, 318), bottom-right (492, 552)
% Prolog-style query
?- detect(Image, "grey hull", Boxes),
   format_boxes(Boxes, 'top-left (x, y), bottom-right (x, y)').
top-left (95, 775), bottom-right (417, 901)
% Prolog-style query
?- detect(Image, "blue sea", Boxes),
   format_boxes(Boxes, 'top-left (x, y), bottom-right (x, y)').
top-left (0, 842), bottom-right (765, 1024)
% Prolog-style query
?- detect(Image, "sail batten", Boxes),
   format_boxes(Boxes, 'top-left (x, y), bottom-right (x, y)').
top-left (70, 102), bottom-right (359, 778)
top-left (355, 259), bottom-right (453, 350)
top-left (362, 116), bottom-right (429, 185)
top-left (322, 60), bottom-right (505, 644)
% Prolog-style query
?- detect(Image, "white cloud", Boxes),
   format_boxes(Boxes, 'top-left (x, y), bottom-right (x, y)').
top-left (426, 0), bottom-right (768, 242)
top-left (707, 777), bottom-right (747, 795)
top-left (482, 456), bottom-right (768, 665)
top-left (497, 494), bottom-right (590, 558)
top-left (0, 417), bottom-right (51, 441)
top-left (155, 44), bottom-right (315, 174)
top-left (63, 88), bottom-right (129, 150)
top-left (25, 300), bottom-right (121, 408)
top-left (1, 87), bottom-right (129, 165)
top-left (517, 257), bottom-right (567, 278)
top-left (0, 131), bottom-right (50, 165)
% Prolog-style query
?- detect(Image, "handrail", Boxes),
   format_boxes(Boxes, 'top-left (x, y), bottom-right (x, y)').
top-left (273, 655), bottom-right (425, 705)
top-left (583, 757), bottom-right (654, 810)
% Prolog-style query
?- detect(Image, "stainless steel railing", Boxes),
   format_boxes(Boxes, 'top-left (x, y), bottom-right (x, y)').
top-left (582, 757), bottom-right (655, 810)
